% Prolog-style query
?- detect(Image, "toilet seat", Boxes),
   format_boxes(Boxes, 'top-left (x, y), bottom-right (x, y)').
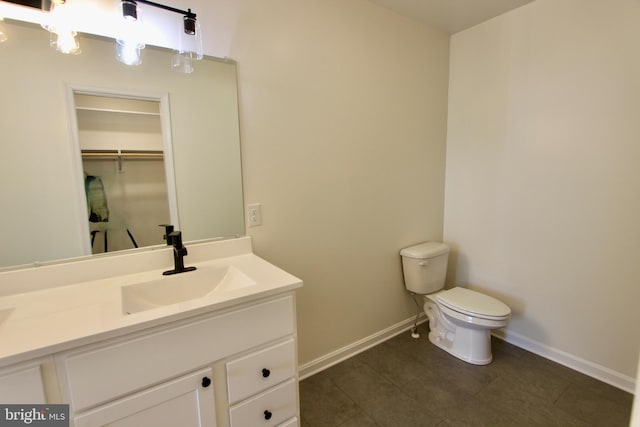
top-left (436, 288), bottom-right (511, 320)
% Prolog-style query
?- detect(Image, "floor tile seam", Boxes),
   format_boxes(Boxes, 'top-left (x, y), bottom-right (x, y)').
top-left (356, 356), bottom-right (418, 392)
top-left (467, 371), bottom-right (502, 398)
top-left (355, 356), bottom-right (451, 411)
top-left (551, 381), bottom-right (573, 405)
top-left (356, 357), bottom-right (482, 418)
top-left (335, 414), bottom-right (384, 427)
top-left (472, 382), bottom-right (597, 427)
top-left (300, 373), bottom-right (373, 425)
top-left (470, 381), bottom-right (555, 420)
top-left (470, 398), bottom-right (549, 427)
top-left (551, 387), bottom-right (634, 427)
top-left (383, 335), bottom-right (438, 366)
top-left (326, 372), bottom-right (378, 425)
top-left (482, 366), bottom-right (571, 404)
top-left (372, 375), bottom-right (448, 423)
top-left (366, 342), bottom-right (444, 381)
top-left (551, 404), bottom-right (598, 427)
top-left (360, 346), bottom-right (499, 408)
top-left (436, 406), bottom-right (524, 427)
top-left (563, 376), bottom-right (634, 400)
top-left (332, 360), bottom-right (446, 425)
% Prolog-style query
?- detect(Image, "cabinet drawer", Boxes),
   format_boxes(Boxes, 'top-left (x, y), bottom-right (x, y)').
top-left (59, 295), bottom-right (294, 412)
top-left (226, 339), bottom-right (296, 404)
top-left (229, 379), bottom-right (297, 427)
top-left (0, 363), bottom-right (46, 404)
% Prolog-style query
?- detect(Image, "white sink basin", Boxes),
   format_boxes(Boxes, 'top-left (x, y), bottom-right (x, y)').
top-left (121, 264), bottom-right (256, 315)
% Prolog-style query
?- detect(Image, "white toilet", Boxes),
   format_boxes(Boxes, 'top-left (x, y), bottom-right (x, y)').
top-left (400, 242), bottom-right (511, 365)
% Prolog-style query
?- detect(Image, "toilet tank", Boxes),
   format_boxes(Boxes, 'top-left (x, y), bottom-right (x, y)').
top-left (400, 242), bottom-right (449, 294)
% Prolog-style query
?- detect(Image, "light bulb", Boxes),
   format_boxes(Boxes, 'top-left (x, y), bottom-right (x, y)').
top-left (116, 40), bottom-right (142, 66)
top-left (172, 52), bottom-right (194, 74)
top-left (42, 0), bottom-right (81, 54)
top-left (116, 1), bottom-right (145, 66)
top-left (172, 15), bottom-right (203, 73)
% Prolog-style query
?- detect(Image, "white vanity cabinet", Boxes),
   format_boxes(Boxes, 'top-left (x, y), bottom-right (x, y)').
top-left (50, 293), bottom-right (299, 427)
top-left (0, 237), bottom-right (302, 427)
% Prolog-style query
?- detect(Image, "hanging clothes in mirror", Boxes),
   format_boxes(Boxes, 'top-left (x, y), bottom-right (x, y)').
top-left (85, 174), bottom-right (109, 223)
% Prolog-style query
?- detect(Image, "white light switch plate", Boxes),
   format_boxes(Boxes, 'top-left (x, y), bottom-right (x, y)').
top-left (247, 203), bottom-right (262, 227)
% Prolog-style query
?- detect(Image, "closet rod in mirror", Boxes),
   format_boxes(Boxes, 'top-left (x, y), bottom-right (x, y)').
top-left (81, 149), bottom-right (164, 160)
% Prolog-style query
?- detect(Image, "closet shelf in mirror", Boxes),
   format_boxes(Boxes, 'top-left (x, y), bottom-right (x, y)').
top-left (75, 107), bottom-right (161, 116)
top-left (81, 150), bottom-right (164, 160)
top-left (74, 94), bottom-right (161, 116)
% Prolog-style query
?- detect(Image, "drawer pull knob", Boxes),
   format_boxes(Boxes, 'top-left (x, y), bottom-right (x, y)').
top-left (264, 410), bottom-right (272, 420)
top-left (262, 368), bottom-right (271, 378)
top-left (201, 376), bottom-right (212, 388)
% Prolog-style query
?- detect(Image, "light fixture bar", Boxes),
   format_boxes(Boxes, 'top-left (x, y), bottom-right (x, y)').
top-left (121, 0), bottom-right (203, 73)
top-left (135, 0), bottom-right (195, 20)
top-left (132, 0), bottom-right (197, 34)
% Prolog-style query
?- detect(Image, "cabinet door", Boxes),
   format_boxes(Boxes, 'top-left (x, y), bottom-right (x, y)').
top-left (0, 363), bottom-right (46, 404)
top-left (74, 368), bottom-right (215, 427)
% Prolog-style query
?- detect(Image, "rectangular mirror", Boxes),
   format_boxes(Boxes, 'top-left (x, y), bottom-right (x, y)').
top-left (0, 20), bottom-right (245, 269)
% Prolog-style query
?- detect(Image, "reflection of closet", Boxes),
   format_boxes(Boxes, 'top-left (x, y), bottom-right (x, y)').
top-left (75, 94), bottom-right (171, 254)
top-left (75, 94), bottom-right (163, 151)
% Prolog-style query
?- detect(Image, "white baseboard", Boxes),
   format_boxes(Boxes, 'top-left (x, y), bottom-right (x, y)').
top-left (298, 316), bottom-right (636, 395)
top-left (298, 315), bottom-right (425, 380)
top-left (493, 329), bottom-right (636, 394)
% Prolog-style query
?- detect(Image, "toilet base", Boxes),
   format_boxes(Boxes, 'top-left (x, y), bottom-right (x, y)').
top-left (427, 329), bottom-right (492, 365)
top-left (425, 301), bottom-right (494, 365)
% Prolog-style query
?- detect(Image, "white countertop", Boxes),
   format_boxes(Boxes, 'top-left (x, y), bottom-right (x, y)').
top-left (0, 238), bottom-right (302, 367)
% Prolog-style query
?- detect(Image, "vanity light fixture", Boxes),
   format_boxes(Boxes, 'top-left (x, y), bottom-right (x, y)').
top-left (41, 0), bottom-right (81, 54)
top-left (117, 0), bottom-right (203, 73)
top-left (7, 0), bottom-right (202, 71)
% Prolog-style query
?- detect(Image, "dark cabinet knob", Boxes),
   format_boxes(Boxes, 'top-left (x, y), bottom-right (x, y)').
top-left (261, 368), bottom-right (271, 378)
top-left (201, 376), bottom-right (211, 388)
top-left (263, 410), bottom-right (272, 420)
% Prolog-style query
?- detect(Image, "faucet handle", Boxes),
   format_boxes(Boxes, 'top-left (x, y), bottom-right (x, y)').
top-left (159, 224), bottom-right (174, 244)
top-left (167, 230), bottom-right (183, 248)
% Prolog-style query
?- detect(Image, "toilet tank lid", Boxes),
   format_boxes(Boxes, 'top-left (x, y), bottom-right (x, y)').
top-left (400, 242), bottom-right (449, 259)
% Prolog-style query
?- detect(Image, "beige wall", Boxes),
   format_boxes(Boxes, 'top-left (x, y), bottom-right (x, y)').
top-left (444, 0), bottom-right (640, 383)
top-left (204, 0), bottom-right (450, 365)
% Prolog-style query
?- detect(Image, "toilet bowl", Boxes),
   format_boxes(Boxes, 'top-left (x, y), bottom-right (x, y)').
top-left (400, 242), bottom-right (511, 365)
top-left (424, 287), bottom-right (510, 365)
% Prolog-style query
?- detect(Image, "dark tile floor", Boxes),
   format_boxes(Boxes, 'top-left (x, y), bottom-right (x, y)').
top-left (300, 324), bottom-right (634, 427)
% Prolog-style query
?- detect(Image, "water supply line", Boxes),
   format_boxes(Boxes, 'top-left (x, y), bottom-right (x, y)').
top-left (410, 292), bottom-right (422, 339)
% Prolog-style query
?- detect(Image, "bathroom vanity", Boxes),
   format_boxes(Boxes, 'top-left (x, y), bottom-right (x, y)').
top-left (0, 237), bottom-right (302, 427)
